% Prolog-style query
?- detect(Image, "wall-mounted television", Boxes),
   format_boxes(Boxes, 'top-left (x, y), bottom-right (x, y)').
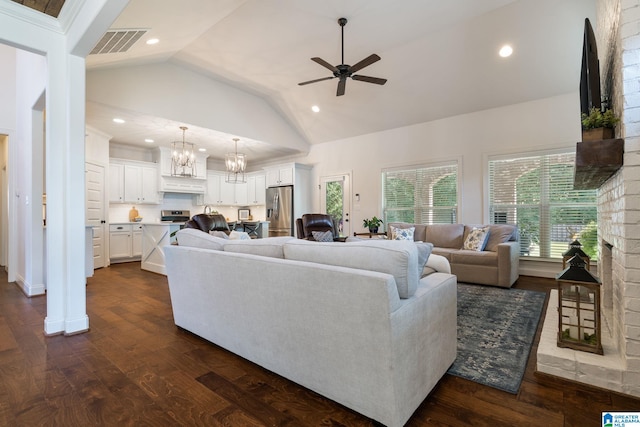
top-left (580, 18), bottom-right (601, 115)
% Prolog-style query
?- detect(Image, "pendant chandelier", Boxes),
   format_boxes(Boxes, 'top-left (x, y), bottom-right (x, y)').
top-left (171, 126), bottom-right (197, 177)
top-left (225, 138), bottom-right (247, 184)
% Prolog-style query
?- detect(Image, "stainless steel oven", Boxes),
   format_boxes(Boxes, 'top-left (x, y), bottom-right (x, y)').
top-left (160, 210), bottom-right (190, 223)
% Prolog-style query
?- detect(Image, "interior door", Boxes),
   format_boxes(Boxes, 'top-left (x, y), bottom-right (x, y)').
top-left (320, 173), bottom-right (351, 237)
top-left (86, 162), bottom-right (106, 269)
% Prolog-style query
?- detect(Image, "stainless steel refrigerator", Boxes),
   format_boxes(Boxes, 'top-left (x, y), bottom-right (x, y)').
top-left (266, 185), bottom-right (293, 237)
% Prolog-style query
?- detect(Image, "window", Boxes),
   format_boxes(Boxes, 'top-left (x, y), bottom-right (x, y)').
top-left (489, 151), bottom-right (598, 260)
top-left (382, 162), bottom-right (458, 224)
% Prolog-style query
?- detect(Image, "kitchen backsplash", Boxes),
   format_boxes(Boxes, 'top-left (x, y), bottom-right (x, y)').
top-left (109, 192), bottom-right (266, 223)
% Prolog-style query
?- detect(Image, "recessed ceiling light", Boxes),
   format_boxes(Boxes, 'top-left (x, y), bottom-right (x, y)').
top-left (499, 45), bottom-right (513, 58)
top-left (198, 148), bottom-right (207, 152)
top-left (113, 118), bottom-right (125, 124)
top-left (146, 38), bottom-right (159, 45)
top-left (145, 138), bottom-right (154, 143)
top-left (311, 105), bottom-right (320, 113)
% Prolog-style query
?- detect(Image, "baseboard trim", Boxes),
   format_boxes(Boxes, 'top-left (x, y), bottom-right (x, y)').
top-left (15, 274), bottom-right (45, 297)
top-left (64, 314), bottom-right (89, 335)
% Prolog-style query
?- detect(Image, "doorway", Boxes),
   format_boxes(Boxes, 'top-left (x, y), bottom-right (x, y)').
top-left (0, 135), bottom-right (7, 271)
top-left (85, 162), bottom-right (106, 269)
top-left (320, 173), bottom-right (351, 237)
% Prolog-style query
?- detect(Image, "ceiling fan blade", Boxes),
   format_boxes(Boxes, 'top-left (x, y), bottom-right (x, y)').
top-left (349, 54), bottom-right (381, 73)
top-left (298, 76), bottom-right (335, 86)
top-left (352, 75), bottom-right (387, 85)
top-left (311, 57), bottom-right (338, 72)
top-left (336, 78), bottom-right (346, 96)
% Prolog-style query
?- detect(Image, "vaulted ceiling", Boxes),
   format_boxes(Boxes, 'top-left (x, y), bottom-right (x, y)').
top-left (10, 0), bottom-right (597, 163)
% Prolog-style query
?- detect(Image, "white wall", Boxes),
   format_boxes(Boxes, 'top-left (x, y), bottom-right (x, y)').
top-left (0, 44), bottom-right (16, 130)
top-left (87, 62), bottom-right (309, 152)
top-left (15, 49), bottom-right (47, 295)
top-left (0, 0), bottom-right (130, 335)
top-left (300, 92), bottom-right (582, 233)
top-left (0, 44), bottom-right (16, 276)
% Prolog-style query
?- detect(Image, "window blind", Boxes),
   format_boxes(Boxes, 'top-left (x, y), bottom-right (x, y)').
top-left (382, 163), bottom-right (458, 225)
top-left (489, 152), bottom-right (597, 259)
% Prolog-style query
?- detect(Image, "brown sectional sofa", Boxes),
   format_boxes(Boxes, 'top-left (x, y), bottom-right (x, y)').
top-left (388, 222), bottom-right (520, 287)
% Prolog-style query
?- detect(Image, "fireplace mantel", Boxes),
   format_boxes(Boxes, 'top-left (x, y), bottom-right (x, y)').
top-left (573, 138), bottom-right (624, 190)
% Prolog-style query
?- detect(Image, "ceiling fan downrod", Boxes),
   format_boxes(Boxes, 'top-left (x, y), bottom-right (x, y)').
top-left (339, 17), bottom-right (347, 66)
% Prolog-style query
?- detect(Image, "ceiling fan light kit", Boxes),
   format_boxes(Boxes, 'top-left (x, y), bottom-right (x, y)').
top-left (298, 17), bottom-right (387, 96)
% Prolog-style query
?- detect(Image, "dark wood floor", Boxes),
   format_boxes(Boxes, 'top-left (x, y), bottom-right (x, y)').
top-left (1, 264), bottom-right (639, 426)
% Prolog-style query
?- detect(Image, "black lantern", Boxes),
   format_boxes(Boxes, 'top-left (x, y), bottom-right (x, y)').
top-left (562, 239), bottom-right (591, 270)
top-left (556, 255), bottom-right (603, 354)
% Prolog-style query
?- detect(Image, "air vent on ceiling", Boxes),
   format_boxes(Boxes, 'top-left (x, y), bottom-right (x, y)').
top-left (90, 29), bottom-right (148, 55)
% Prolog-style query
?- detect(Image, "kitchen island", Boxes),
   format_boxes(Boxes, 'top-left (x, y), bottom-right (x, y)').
top-left (140, 222), bottom-right (183, 275)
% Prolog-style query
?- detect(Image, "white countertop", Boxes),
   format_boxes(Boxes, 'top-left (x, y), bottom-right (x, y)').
top-left (109, 221), bottom-right (185, 226)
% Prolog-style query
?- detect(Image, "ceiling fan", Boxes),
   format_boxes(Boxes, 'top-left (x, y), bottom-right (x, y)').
top-left (298, 17), bottom-right (387, 96)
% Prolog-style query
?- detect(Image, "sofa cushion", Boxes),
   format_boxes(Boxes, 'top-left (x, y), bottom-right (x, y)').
top-left (484, 224), bottom-right (517, 252)
top-left (387, 222), bottom-right (427, 241)
top-left (450, 250), bottom-right (498, 267)
top-left (176, 228), bottom-right (227, 250)
top-left (463, 226), bottom-right (490, 251)
top-left (389, 225), bottom-right (415, 241)
top-left (431, 247), bottom-right (458, 262)
top-left (283, 239), bottom-right (420, 298)
top-left (223, 236), bottom-right (295, 258)
top-left (425, 224), bottom-right (464, 248)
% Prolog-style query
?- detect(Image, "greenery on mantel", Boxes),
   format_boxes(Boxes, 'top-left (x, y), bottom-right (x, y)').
top-left (581, 107), bottom-right (619, 130)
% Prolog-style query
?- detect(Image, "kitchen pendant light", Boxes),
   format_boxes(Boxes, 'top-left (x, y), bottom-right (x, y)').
top-left (171, 126), bottom-right (197, 177)
top-left (225, 138), bottom-right (247, 184)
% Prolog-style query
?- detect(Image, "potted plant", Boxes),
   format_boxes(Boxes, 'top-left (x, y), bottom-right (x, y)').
top-left (581, 107), bottom-right (619, 141)
top-left (363, 216), bottom-right (383, 233)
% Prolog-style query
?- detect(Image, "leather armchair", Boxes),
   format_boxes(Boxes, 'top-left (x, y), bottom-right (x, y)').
top-left (296, 218), bottom-right (305, 239)
top-left (184, 214), bottom-right (230, 234)
top-left (300, 214), bottom-right (337, 240)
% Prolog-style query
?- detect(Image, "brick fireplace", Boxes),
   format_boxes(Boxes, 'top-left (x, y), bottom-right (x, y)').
top-left (537, 0), bottom-right (640, 397)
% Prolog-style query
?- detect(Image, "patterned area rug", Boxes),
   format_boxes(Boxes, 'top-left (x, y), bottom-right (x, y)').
top-left (447, 283), bottom-right (547, 394)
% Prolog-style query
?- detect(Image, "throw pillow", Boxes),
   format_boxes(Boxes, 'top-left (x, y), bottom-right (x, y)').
top-left (229, 230), bottom-right (251, 240)
top-left (390, 225), bottom-right (415, 241)
top-left (415, 242), bottom-right (434, 276)
top-left (463, 226), bottom-right (490, 251)
top-left (209, 230), bottom-right (229, 239)
top-left (311, 230), bottom-right (333, 242)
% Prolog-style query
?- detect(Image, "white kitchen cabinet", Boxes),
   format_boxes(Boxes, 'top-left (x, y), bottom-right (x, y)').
top-left (110, 159), bottom-right (159, 204)
top-left (109, 224), bottom-right (142, 262)
top-left (205, 172), bottom-right (246, 205)
top-left (124, 164), bottom-right (159, 204)
top-left (266, 165), bottom-right (294, 187)
top-left (233, 181), bottom-right (248, 205)
top-left (132, 224), bottom-right (143, 257)
top-left (247, 173), bottom-right (266, 205)
top-left (109, 163), bottom-right (124, 203)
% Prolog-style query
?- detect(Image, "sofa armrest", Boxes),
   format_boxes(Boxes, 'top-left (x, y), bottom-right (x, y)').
top-left (496, 241), bottom-right (520, 287)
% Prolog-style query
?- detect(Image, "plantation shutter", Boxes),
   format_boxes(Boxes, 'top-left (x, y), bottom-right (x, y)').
top-left (489, 151), bottom-right (597, 259)
top-left (383, 163), bottom-right (458, 224)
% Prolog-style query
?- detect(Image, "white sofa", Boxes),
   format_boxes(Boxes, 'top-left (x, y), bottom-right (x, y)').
top-left (165, 230), bottom-right (457, 427)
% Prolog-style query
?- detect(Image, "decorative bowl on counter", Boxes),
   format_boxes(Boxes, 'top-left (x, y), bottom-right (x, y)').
top-left (133, 217), bottom-right (143, 222)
